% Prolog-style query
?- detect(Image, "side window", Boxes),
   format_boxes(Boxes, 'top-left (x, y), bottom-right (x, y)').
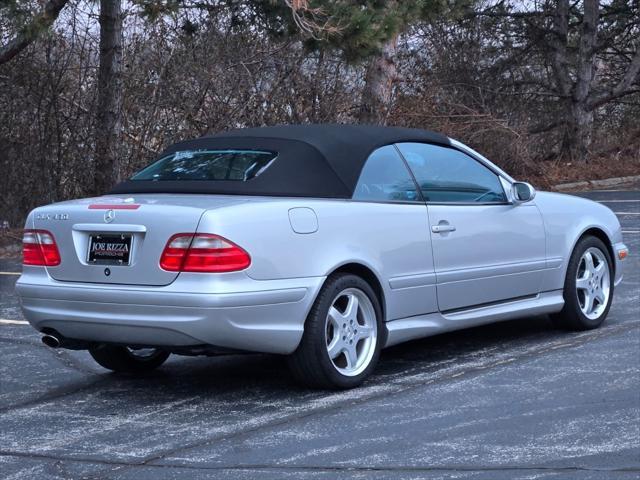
top-left (396, 143), bottom-right (507, 203)
top-left (353, 145), bottom-right (420, 203)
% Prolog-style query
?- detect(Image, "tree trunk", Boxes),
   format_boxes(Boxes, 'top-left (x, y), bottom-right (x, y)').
top-left (94, 0), bottom-right (123, 194)
top-left (561, 103), bottom-right (594, 163)
top-left (559, 0), bottom-right (599, 162)
top-left (357, 34), bottom-right (398, 125)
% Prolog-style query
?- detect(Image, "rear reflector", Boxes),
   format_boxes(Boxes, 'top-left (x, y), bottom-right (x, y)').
top-left (160, 233), bottom-right (251, 273)
top-left (22, 230), bottom-right (61, 266)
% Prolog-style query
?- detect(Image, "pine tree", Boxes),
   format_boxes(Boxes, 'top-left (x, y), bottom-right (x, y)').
top-left (254, 1), bottom-right (457, 124)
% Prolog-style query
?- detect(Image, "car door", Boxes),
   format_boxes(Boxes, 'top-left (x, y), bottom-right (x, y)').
top-left (396, 142), bottom-right (546, 312)
top-left (351, 145), bottom-right (438, 320)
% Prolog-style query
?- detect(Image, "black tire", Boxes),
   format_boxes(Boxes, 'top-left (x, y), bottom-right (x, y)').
top-left (551, 235), bottom-right (614, 331)
top-left (287, 273), bottom-right (384, 389)
top-left (89, 345), bottom-right (169, 373)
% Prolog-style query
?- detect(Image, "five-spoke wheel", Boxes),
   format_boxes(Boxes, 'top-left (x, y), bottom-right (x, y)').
top-left (575, 247), bottom-right (611, 320)
top-left (325, 288), bottom-right (378, 377)
top-left (288, 273), bottom-right (383, 389)
top-left (552, 235), bottom-right (614, 330)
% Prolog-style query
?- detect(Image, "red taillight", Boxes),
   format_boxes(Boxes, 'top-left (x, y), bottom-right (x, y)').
top-left (22, 230), bottom-right (61, 266)
top-left (160, 233), bottom-right (251, 273)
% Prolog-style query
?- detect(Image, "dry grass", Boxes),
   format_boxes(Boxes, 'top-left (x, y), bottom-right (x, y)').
top-left (0, 229), bottom-right (22, 259)
top-left (528, 157), bottom-right (640, 189)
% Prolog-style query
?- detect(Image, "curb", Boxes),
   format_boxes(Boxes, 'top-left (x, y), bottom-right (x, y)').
top-left (554, 175), bottom-right (640, 191)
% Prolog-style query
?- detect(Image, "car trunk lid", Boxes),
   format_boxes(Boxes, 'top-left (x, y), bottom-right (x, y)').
top-left (31, 194), bottom-right (247, 286)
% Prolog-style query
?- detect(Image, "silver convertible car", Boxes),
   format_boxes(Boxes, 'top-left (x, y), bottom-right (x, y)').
top-left (16, 125), bottom-right (628, 388)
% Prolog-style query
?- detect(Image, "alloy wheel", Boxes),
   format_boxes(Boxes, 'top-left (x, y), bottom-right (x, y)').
top-left (325, 288), bottom-right (378, 377)
top-left (575, 247), bottom-right (611, 320)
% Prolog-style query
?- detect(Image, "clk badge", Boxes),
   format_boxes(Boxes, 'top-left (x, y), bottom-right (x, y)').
top-left (35, 213), bottom-right (69, 221)
top-left (104, 209), bottom-right (115, 223)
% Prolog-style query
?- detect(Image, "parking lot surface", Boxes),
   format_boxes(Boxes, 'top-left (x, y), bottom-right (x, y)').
top-left (1, 188), bottom-right (638, 480)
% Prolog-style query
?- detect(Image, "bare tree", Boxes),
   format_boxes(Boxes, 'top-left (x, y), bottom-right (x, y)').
top-left (545, 0), bottom-right (595, 161)
top-left (94, 0), bottom-right (124, 193)
top-left (549, 0), bottom-right (640, 161)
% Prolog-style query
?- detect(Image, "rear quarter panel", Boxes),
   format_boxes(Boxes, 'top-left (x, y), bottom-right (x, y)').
top-left (198, 199), bottom-right (437, 321)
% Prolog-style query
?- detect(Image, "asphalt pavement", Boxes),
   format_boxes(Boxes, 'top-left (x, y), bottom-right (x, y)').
top-left (0, 188), bottom-right (638, 480)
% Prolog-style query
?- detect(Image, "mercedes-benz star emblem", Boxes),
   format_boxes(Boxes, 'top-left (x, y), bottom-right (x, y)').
top-left (104, 209), bottom-right (115, 223)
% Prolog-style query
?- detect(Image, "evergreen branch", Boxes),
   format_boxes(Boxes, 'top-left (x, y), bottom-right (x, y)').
top-left (0, 0), bottom-right (70, 65)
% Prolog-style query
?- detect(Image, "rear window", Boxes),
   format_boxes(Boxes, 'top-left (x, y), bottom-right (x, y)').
top-left (131, 149), bottom-right (277, 182)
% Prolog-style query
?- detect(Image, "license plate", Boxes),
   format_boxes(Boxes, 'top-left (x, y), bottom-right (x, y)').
top-left (87, 234), bottom-right (132, 265)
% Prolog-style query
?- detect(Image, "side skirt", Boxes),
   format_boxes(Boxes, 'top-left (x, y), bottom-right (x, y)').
top-left (383, 290), bottom-right (564, 348)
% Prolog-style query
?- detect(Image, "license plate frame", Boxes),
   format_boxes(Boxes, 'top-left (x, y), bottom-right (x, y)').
top-left (87, 233), bottom-right (133, 266)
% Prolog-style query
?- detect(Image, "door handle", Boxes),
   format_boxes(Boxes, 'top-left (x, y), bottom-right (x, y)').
top-left (431, 224), bottom-right (456, 233)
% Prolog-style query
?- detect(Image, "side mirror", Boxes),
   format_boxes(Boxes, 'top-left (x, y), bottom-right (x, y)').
top-left (512, 182), bottom-right (536, 203)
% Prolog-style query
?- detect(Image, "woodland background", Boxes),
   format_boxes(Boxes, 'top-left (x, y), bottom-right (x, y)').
top-left (1, 0), bottom-right (639, 227)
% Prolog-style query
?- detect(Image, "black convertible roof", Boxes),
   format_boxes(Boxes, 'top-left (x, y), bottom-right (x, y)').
top-left (110, 124), bottom-right (451, 198)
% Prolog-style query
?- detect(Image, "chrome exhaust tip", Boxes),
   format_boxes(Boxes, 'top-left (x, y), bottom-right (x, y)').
top-left (42, 334), bottom-right (61, 348)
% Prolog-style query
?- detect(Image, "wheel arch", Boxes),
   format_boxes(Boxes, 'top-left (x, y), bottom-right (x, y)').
top-left (324, 262), bottom-right (387, 322)
top-left (570, 227), bottom-right (616, 277)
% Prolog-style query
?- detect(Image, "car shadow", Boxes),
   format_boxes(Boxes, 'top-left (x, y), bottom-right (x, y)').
top-left (91, 315), bottom-right (562, 395)
top-left (0, 314), bottom-right (599, 418)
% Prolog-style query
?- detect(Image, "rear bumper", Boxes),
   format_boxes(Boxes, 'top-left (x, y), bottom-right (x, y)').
top-left (16, 268), bottom-right (324, 354)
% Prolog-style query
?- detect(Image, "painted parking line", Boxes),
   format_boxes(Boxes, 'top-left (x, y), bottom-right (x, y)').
top-left (598, 200), bottom-right (640, 203)
top-left (622, 230), bottom-right (640, 234)
top-left (0, 319), bottom-right (28, 325)
top-left (0, 272), bottom-right (21, 276)
top-left (614, 212), bottom-right (640, 215)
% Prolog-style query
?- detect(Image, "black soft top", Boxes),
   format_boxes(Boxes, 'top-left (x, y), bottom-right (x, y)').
top-left (110, 124), bottom-right (451, 198)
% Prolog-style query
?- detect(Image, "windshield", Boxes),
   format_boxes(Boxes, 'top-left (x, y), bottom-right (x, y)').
top-left (131, 149), bottom-right (277, 182)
